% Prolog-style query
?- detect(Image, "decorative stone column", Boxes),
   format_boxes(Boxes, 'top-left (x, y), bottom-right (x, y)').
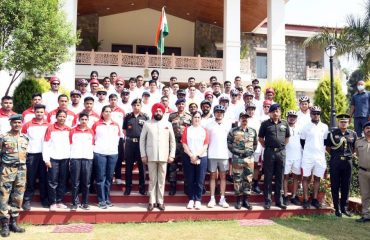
top-left (56, 0), bottom-right (78, 90)
top-left (223, 0), bottom-right (241, 82)
top-left (267, 0), bottom-right (286, 81)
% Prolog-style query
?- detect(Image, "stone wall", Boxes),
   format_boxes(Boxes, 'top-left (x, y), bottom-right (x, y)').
top-left (77, 14), bottom-right (99, 51)
top-left (194, 21), bottom-right (307, 80)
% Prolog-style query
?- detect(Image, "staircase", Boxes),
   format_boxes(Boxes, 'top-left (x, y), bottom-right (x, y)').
top-left (19, 164), bottom-right (332, 224)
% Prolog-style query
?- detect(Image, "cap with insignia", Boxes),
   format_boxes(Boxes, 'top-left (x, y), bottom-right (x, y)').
top-left (9, 114), bottom-right (23, 121)
top-left (337, 113), bottom-right (350, 122)
top-left (131, 98), bottom-right (142, 105)
top-left (70, 89), bottom-right (81, 97)
top-left (245, 103), bottom-right (256, 109)
top-left (363, 121), bottom-right (370, 129)
top-left (122, 88), bottom-right (130, 94)
top-left (252, 79), bottom-right (259, 84)
top-left (239, 111), bottom-right (250, 119)
top-left (243, 91), bottom-right (254, 98)
top-left (175, 98), bottom-right (186, 105)
top-left (269, 103), bottom-right (280, 113)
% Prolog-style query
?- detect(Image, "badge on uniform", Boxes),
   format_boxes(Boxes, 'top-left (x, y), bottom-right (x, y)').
top-left (279, 125), bottom-right (287, 131)
top-left (138, 120), bottom-right (145, 125)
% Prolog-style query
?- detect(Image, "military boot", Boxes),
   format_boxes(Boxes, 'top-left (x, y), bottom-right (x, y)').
top-left (252, 180), bottom-right (261, 194)
top-left (242, 195), bottom-right (253, 210)
top-left (169, 182), bottom-right (177, 196)
top-left (0, 218), bottom-right (10, 237)
top-left (9, 217), bottom-right (25, 233)
top-left (235, 196), bottom-right (242, 209)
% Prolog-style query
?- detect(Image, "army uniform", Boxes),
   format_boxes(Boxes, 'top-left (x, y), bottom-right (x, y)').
top-left (0, 115), bottom-right (28, 236)
top-left (355, 122), bottom-right (370, 222)
top-left (123, 109), bottom-right (149, 195)
top-left (326, 114), bottom-right (357, 216)
top-left (227, 124), bottom-right (257, 209)
top-left (168, 111), bottom-right (192, 195)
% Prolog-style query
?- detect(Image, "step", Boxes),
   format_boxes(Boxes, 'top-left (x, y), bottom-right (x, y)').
top-left (19, 202), bottom-right (332, 224)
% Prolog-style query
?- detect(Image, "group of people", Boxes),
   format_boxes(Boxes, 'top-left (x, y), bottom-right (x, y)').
top-left (0, 71), bottom-right (369, 236)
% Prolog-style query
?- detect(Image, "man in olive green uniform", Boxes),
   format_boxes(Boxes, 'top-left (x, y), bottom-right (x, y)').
top-left (168, 98), bottom-right (192, 195)
top-left (0, 114), bottom-right (28, 237)
top-left (326, 114), bottom-right (357, 217)
top-left (227, 112), bottom-right (257, 210)
top-left (355, 121), bottom-right (370, 223)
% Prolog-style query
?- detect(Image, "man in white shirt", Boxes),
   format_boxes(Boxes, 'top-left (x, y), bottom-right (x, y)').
top-left (205, 105), bottom-right (232, 208)
top-left (93, 87), bottom-right (108, 115)
top-left (283, 110), bottom-right (303, 206)
top-left (300, 106), bottom-right (329, 209)
top-left (68, 90), bottom-right (84, 115)
top-left (118, 89), bottom-right (132, 114)
top-left (42, 76), bottom-right (60, 112)
top-left (297, 96), bottom-right (311, 127)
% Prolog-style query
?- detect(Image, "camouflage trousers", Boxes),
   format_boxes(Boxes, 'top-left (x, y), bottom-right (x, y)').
top-left (232, 159), bottom-right (254, 196)
top-left (167, 143), bottom-right (184, 183)
top-left (0, 164), bottom-right (26, 219)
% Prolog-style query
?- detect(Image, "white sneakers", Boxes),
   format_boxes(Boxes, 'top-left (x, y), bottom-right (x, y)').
top-left (219, 198), bottom-right (229, 208)
top-left (207, 197), bottom-right (229, 208)
top-left (49, 203), bottom-right (68, 211)
top-left (187, 200), bottom-right (202, 210)
top-left (115, 179), bottom-right (123, 185)
top-left (186, 200), bottom-right (194, 209)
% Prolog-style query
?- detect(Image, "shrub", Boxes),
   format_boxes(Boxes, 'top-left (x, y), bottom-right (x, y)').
top-left (264, 79), bottom-right (297, 119)
top-left (13, 77), bottom-right (70, 113)
top-left (313, 75), bottom-right (347, 125)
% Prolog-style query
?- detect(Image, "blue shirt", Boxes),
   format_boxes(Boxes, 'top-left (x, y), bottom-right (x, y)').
top-left (351, 91), bottom-right (370, 118)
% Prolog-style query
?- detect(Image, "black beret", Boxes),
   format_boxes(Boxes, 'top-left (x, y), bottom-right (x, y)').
top-left (268, 103), bottom-right (280, 113)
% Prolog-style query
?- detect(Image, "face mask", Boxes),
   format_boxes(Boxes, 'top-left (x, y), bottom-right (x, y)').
top-left (357, 85), bottom-right (365, 91)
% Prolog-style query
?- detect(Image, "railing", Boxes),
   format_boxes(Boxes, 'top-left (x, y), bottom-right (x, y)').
top-left (76, 50), bottom-right (227, 71)
top-left (306, 67), bottom-right (341, 80)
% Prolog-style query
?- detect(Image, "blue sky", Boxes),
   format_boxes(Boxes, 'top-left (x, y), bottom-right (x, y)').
top-left (285, 0), bottom-right (366, 27)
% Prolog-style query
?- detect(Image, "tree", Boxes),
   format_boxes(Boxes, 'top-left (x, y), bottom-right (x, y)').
top-left (303, 0), bottom-right (370, 78)
top-left (264, 79), bottom-right (297, 119)
top-left (313, 75), bottom-right (348, 125)
top-left (346, 69), bottom-right (365, 100)
top-left (0, 0), bottom-right (78, 95)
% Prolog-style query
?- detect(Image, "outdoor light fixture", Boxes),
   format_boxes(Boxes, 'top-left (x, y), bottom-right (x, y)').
top-left (325, 43), bottom-right (337, 129)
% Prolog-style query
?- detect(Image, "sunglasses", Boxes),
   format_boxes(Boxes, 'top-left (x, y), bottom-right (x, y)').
top-left (116, 84), bottom-right (124, 86)
top-left (311, 112), bottom-right (320, 115)
top-left (231, 94), bottom-right (238, 97)
top-left (52, 83), bottom-right (60, 86)
top-left (97, 92), bottom-right (107, 95)
top-left (263, 105), bottom-right (270, 108)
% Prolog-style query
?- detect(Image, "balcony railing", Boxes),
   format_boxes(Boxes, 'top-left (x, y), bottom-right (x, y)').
top-left (76, 50), bottom-right (251, 74)
top-left (306, 67), bottom-right (341, 80)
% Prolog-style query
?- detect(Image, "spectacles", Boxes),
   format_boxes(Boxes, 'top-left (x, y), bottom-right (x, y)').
top-left (231, 94), bottom-right (238, 97)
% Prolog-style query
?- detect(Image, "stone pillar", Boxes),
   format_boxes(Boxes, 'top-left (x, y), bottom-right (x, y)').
top-left (223, 0), bottom-right (240, 82)
top-left (56, 0), bottom-right (78, 90)
top-left (267, 0), bottom-right (285, 81)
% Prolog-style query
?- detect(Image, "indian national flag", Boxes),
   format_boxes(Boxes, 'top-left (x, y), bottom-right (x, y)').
top-left (155, 7), bottom-right (169, 54)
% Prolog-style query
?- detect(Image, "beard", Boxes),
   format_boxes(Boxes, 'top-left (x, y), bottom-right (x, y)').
top-left (152, 76), bottom-right (158, 80)
top-left (202, 109), bottom-right (209, 115)
top-left (154, 114), bottom-right (163, 121)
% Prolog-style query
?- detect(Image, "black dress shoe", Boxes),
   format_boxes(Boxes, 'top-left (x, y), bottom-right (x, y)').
top-left (335, 209), bottom-right (342, 217)
top-left (276, 203), bottom-right (287, 210)
top-left (283, 196), bottom-right (289, 206)
top-left (147, 204), bottom-right (154, 211)
top-left (157, 204), bottom-right (165, 211)
top-left (311, 198), bottom-right (321, 209)
top-left (124, 188), bottom-right (131, 196)
top-left (139, 188), bottom-right (147, 195)
top-left (242, 199), bottom-right (253, 210)
top-left (235, 196), bottom-right (242, 210)
top-left (264, 201), bottom-right (271, 210)
top-left (303, 199), bottom-right (310, 209)
top-left (356, 217), bottom-right (370, 223)
top-left (290, 196), bottom-right (301, 206)
top-left (22, 201), bottom-right (31, 211)
top-left (341, 209), bottom-right (352, 217)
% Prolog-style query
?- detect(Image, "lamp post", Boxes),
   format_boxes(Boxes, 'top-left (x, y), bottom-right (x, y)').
top-left (325, 43), bottom-right (337, 129)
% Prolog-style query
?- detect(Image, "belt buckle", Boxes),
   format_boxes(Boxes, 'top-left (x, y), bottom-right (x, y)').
top-left (340, 156), bottom-right (345, 160)
top-left (132, 138), bottom-right (139, 143)
top-left (274, 148), bottom-right (278, 152)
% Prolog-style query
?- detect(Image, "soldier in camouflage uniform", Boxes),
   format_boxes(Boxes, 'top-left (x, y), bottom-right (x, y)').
top-left (0, 114), bottom-right (28, 237)
top-left (168, 98), bottom-right (192, 195)
top-left (227, 112), bottom-right (257, 210)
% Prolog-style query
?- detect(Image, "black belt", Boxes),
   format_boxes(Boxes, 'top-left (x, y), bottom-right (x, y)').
top-left (339, 156), bottom-right (352, 161)
top-left (266, 147), bottom-right (284, 152)
top-left (126, 137), bottom-right (139, 143)
top-left (1, 163), bottom-right (26, 168)
top-left (359, 167), bottom-right (369, 172)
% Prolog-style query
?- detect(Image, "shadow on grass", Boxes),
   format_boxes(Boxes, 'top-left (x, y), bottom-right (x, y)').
top-left (273, 214), bottom-right (370, 240)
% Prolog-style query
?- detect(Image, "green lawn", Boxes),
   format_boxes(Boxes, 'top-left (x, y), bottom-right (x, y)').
top-left (10, 215), bottom-right (370, 240)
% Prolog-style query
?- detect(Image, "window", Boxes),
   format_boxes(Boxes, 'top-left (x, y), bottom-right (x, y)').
top-left (216, 50), bottom-right (223, 58)
top-left (256, 53), bottom-right (267, 79)
top-left (111, 44), bottom-right (133, 53)
top-left (136, 45), bottom-right (158, 55)
top-left (163, 47), bottom-right (181, 56)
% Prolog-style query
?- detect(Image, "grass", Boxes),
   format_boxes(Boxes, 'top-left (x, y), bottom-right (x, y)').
top-left (9, 215), bottom-right (370, 240)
